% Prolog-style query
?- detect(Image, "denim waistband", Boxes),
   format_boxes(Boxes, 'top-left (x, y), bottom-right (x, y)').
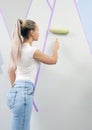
top-left (13, 80), bottom-right (34, 88)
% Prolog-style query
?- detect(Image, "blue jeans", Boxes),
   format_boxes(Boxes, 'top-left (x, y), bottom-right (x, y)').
top-left (6, 80), bottom-right (34, 130)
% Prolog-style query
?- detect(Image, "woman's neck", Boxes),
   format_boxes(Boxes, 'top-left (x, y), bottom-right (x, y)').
top-left (23, 38), bottom-right (33, 46)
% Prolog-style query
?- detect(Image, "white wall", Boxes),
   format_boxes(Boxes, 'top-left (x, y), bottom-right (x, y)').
top-left (0, 0), bottom-right (92, 130)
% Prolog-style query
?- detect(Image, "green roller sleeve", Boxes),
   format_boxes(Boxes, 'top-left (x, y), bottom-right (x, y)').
top-left (50, 28), bottom-right (69, 35)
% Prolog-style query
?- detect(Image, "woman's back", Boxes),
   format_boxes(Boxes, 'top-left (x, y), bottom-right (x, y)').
top-left (15, 43), bottom-right (40, 84)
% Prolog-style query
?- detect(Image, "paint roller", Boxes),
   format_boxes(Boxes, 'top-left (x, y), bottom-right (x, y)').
top-left (50, 28), bottom-right (69, 35)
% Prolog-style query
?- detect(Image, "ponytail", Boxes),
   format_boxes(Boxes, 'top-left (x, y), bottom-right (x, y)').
top-left (9, 19), bottom-right (23, 70)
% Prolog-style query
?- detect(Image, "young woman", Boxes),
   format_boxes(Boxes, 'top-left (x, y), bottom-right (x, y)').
top-left (6, 19), bottom-right (59, 130)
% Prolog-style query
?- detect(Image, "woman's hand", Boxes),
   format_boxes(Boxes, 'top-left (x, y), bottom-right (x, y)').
top-left (8, 66), bottom-right (16, 86)
top-left (53, 38), bottom-right (59, 51)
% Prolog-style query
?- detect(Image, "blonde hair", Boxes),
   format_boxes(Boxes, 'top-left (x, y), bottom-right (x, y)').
top-left (9, 19), bottom-right (36, 70)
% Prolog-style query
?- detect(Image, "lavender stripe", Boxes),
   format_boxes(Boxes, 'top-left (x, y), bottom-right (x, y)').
top-left (32, 65), bottom-right (41, 112)
top-left (33, 0), bottom-right (56, 112)
top-left (42, 0), bottom-right (56, 52)
top-left (24, 0), bottom-right (40, 112)
top-left (47, 0), bottom-right (52, 10)
top-left (25, 0), bottom-right (33, 18)
top-left (0, 9), bottom-right (10, 37)
top-left (25, 0), bottom-right (40, 111)
top-left (74, 0), bottom-right (92, 54)
top-left (35, 0), bottom-right (56, 88)
top-left (33, 99), bottom-right (39, 112)
top-left (0, 0), bottom-right (33, 37)
top-left (34, 65), bottom-right (41, 91)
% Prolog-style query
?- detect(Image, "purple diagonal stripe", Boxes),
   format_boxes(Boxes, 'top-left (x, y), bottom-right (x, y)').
top-left (0, 9), bottom-right (10, 37)
top-left (0, 0), bottom-right (33, 37)
top-left (47, 0), bottom-right (52, 10)
top-left (33, 0), bottom-right (56, 112)
top-left (33, 99), bottom-right (39, 112)
top-left (42, 0), bottom-right (56, 52)
top-left (24, 0), bottom-right (39, 112)
top-left (34, 0), bottom-right (56, 88)
top-left (25, 0), bottom-right (33, 18)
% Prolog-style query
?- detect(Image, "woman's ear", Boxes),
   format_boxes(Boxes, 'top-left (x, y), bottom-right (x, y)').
top-left (29, 30), bottom-right (34, 36)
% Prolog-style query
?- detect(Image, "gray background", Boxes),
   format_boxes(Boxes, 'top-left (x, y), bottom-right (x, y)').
top-left (0, 0), bottom-right (92, 130)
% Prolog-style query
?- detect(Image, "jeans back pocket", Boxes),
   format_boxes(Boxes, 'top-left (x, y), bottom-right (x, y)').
top-left (6, 89), bottom-right (17, 109)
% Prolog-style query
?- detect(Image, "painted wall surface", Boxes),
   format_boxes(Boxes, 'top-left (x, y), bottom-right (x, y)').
top-left (77, 0), bottom-right (92, 51)
top-left (0, 0), bottom-right (92, 130)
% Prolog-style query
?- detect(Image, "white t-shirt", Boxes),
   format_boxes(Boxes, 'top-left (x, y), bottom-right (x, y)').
top-left (15, 43), bottom-right (40, 84)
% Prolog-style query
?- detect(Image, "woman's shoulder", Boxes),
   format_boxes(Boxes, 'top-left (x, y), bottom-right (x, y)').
top-left (22, 43), bottom-right (37, 49)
